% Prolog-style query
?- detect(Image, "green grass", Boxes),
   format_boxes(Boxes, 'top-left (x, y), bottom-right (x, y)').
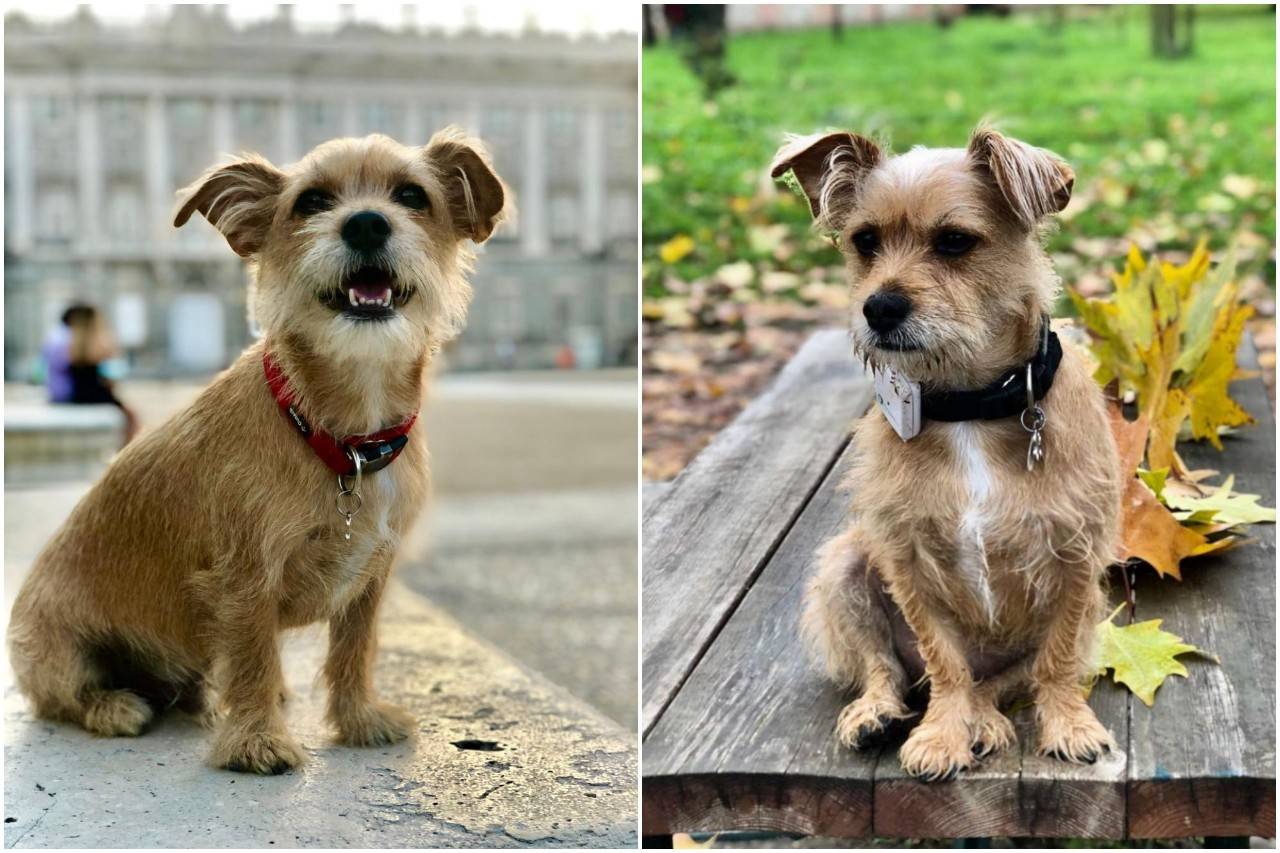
top-left (643, 5), bottom-right (1276, 294)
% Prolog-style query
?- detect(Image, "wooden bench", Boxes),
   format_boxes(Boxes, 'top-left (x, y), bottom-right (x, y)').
top-left (642, 329), bottom-right (1275, 842)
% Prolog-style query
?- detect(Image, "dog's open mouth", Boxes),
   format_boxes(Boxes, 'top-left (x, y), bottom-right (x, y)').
top-left (321, 266), bottom-right (412, 321)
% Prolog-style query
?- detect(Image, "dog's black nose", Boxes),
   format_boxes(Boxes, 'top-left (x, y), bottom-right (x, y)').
top-left (863, 290), bottom-right (912, 333)
top-left (342, 210), bottom-right (392, 253)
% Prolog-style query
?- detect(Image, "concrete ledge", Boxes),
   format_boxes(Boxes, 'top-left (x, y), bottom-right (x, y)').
top-left (3, 585), bottom-right (637, 849)
top-left (4, 403), bottom-right (125, 433)
top-left (4, 404), bottom-right (125, 486)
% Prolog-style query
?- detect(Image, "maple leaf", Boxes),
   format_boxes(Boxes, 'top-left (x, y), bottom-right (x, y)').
top-left (1072, 242), bottom-right (1256, 461)
top-left (1081, 244), bottom-right (1273, 582)
top-left (1173, 249), bottom-right (1237, 375)
top-left (1164, 475), bottom-right (1278, 525)
top-left (1118, 473), bottom-right (1208, 580)
top-left (1182, 300), bottom-right (1256, 448)
top-left (1092, 606), bottom-right (1216, 706)
top-left (1146, 388), bottom-right (1190, 473)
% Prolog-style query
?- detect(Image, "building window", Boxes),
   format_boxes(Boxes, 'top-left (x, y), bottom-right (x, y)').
top-left (233, 99), bottom-right (279, 161)
top-left (605, 108), bottom-right (635, 181)
top-left (488, 278), bottom-right (522, 341)
top-left (547, 107), bottom-right (579, 189)
top-left (105, 185), bottom-right (146, 243)
top-left (298, 100), bottom-right (342, 151)
top-left (549, 194), bottom-right (580, 243)
top-left (359, 102), bottom-right (403, 140)
top-left (607, 191), bottom-right (636, 241)
top-left (480, 107), bottom-right (521, 186)
top-left (101, 97), bottom-right (147, 176)
top-left (168, 98), bottom-right (214, 188)
top-left (31, 96), bottom-right (76, 176)
top-left (35, 186), bottom-right (76, 243)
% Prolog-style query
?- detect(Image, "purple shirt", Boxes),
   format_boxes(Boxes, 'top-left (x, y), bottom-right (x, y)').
top-left (42, 326), bottom-right (73, 403)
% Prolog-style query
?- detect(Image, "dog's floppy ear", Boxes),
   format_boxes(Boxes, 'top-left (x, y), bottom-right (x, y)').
top-left (425, 128), bottom-right (507, 243)
top-left (173, 156), bottom-right (284, 257)
top-left (966, 128), bottom-right (1074, 228)
top-left (769, 131), bottom-right (881, 224)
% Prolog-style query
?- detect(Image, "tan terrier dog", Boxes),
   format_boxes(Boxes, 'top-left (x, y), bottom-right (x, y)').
top-left (771, 127), bottom-right (1121, 782)
top-left (8, 130), bottom-right (506, 774)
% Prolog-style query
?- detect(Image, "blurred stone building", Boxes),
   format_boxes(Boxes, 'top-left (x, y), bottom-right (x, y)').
top-left (4, 6), bottom-right (637, 378)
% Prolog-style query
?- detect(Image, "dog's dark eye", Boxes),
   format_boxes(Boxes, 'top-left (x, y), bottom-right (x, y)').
top-left (851, 229), bottom-right (880, 258)
top-left (934, 230), bottom-right (978, 257)
top-left (394, 184), bottom-right (429, 211)
top-left (293, 189), bottom-right (334, 217)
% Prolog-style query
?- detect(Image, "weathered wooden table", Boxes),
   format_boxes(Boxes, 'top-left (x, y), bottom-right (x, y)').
top-left (642, 329), bottom-right (1275, 842)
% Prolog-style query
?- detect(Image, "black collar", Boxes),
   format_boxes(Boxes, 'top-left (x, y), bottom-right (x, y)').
top-left (921, 320), bottom-right (1062, 423)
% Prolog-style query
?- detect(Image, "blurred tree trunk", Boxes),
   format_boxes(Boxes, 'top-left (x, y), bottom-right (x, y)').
top-left (1042, 4), bottom-right (1066, 35)
top-left (663, 5), bottom-right (735, 97)
top-left (830, 4), bottom-right (843, 41)
top-left (1152, 4), bottom-right (1195, 58)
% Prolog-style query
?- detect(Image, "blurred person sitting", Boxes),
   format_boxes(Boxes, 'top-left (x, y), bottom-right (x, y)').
top-left (46, 302), bottom-right (139, 445)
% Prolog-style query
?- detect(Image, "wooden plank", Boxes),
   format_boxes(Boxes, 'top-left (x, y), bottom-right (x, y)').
top-left (1126, 341), bottom-right (1276, 839)
top-left (643, 447), bottom-right (875, 835)
top-left (641, 329), bottom-right (874, 734)
top-left (642, 774), bottom-right (870, 838)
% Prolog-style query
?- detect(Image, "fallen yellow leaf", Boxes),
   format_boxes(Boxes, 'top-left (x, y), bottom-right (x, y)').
top-left (659, 234), bottom-right (695, 265)
top-left (1093, 607), bottom-right (1215, 706)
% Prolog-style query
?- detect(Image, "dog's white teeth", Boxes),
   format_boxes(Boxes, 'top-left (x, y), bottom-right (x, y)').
top-left (345, 287), bottom-right (393, 309)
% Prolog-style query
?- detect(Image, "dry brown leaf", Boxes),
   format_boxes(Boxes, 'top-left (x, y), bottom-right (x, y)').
top-left (1118, 476), bottom-right (1208, 580)
top-left (1107, 400), bottom-right (1207, 580)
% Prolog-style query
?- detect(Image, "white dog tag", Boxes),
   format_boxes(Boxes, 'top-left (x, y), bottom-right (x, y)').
top-left (873, 364), bottom-right (922, 441)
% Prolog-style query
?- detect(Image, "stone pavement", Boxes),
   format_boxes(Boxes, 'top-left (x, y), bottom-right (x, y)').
top-left (3, 590), bottom-right (637, 848)
top-left (405, 487), bottom-right (637, 729)
top-left (3, 489), bottom-right (637, 849)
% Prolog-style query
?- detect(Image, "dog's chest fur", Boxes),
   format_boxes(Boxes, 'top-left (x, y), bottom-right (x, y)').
top-left (945, 423), bottom-right (999, 623)
top-left (851, 413), bottom-right (1070, 636)
top-left (278, 451), bottom-right (419, 626)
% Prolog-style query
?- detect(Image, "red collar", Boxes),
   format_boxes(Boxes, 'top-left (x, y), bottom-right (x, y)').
top-left (262, 350), bottom-right (417, 476)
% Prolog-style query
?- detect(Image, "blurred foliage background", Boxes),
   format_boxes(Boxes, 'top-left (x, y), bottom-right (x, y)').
top-left (641, 4), bottom-right (1276, 480)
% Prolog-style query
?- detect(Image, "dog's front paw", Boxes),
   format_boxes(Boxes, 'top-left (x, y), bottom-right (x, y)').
top-left (212, 729), bottom-right (306, 775)
top-left (898, 718), bottom-right (975, 782)
top-left (335, 701), bottom-right (416, 747)
top-left (969, 702), bottom-right (1017, 759)
top-left (835, 694), bottom-right (913, 751)
top-left (1036, 698), bottom-right (1114, 764)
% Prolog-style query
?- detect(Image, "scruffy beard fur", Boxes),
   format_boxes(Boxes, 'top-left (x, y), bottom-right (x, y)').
top-left (7, 131), bottom-right (507, 774)
top-left (773, 126), bottom-right (1122, 782)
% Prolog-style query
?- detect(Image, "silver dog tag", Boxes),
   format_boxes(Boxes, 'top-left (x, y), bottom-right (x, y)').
top-left (873, 364), bottom-right (922, 441)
